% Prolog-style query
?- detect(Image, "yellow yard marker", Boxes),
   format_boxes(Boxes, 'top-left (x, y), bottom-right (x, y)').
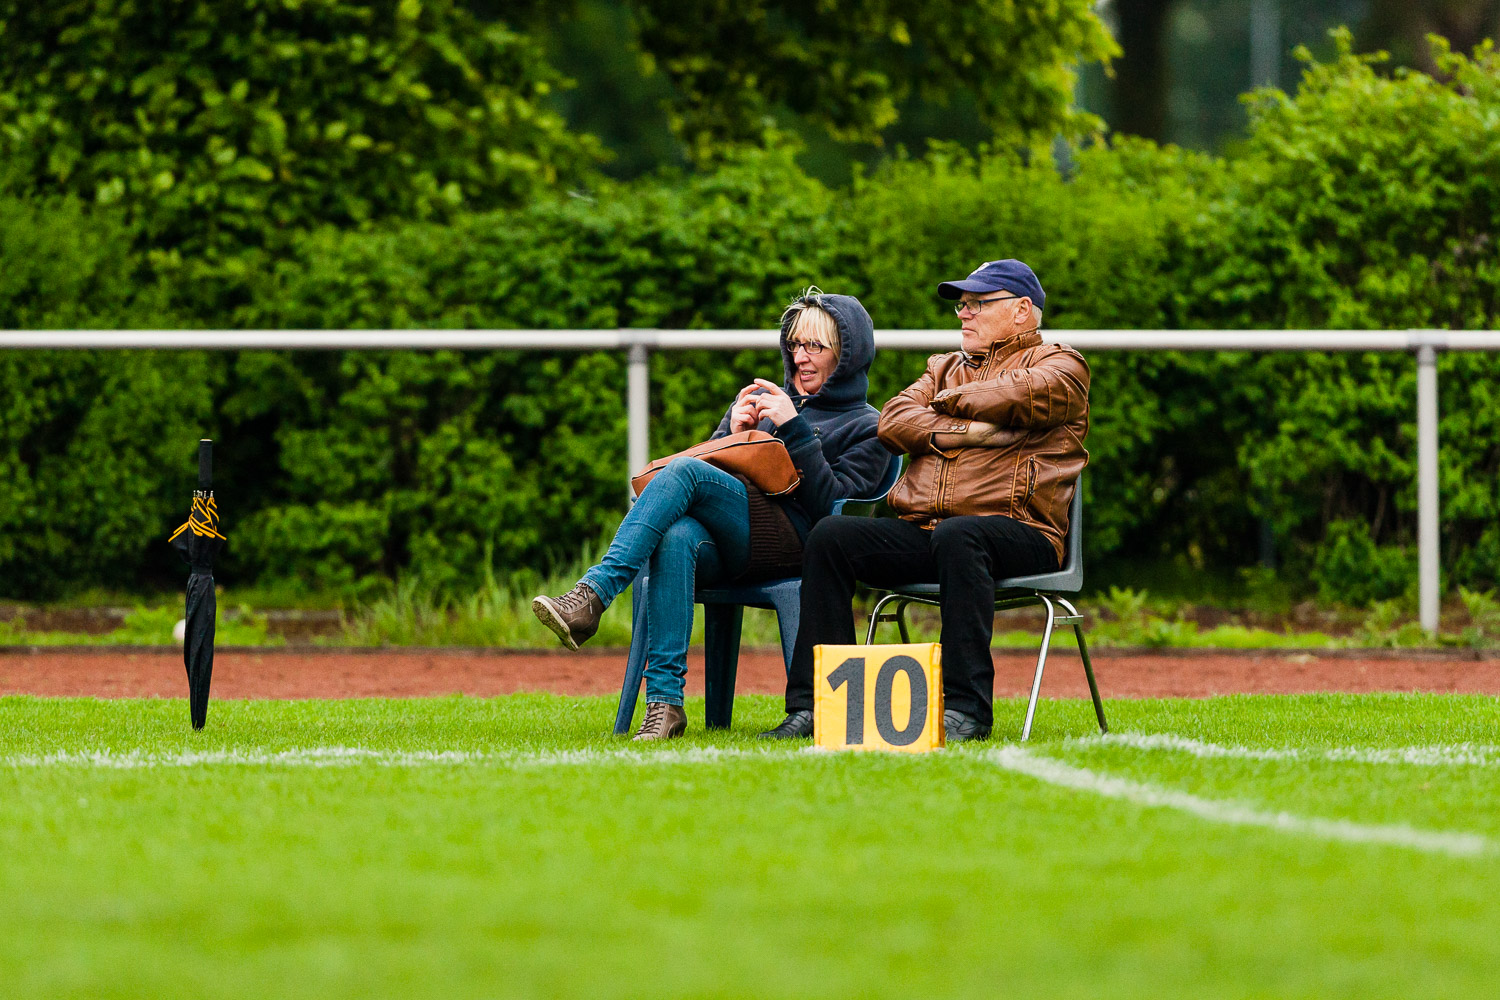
top-left (813, 643), bottom-right (944, 752)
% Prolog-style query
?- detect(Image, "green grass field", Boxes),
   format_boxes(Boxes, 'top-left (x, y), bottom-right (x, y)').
top-left (4, 692), bottom-right (1500, 998)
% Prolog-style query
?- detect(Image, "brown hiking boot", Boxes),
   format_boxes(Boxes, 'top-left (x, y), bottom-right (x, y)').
top-left (632, 702), bottom-right (687, 741)
top-left (531, 582), bottom-right (604, 651)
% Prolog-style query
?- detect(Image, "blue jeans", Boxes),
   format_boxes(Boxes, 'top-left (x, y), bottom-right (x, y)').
top-left (580, 457), bottom-right (751, 706)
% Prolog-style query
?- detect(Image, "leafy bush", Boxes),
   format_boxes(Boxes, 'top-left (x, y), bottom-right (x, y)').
top-left (1311, 520), bottom-right (1417, 606)
top-left (218, 147), bottom-right (838, 591)
top-left (0, 0), bottom-right (602, 257)
top-left (0, 196), bottom-right (172, 328)
top-left (0, 194), bottom-right (209, 598)
top-left (5, 34), bottom-right (1500, 608)
top-left (1458, 587), bottom-right (1500, 648)
top-left (627, 0), bottom-right (1116, 155)
top-left (1196, 32), bottom-right (1500, 592)
top-left (220, 140), bottom-right (1250, 595)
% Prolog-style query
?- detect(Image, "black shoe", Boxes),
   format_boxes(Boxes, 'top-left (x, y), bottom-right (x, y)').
top-left (943, 709), bottom-right (992, 744)
top-left (758, 710), bottom-right (814, 739)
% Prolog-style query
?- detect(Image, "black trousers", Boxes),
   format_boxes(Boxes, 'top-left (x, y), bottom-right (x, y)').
top-left (785, 514), bottom-right (1059, 727)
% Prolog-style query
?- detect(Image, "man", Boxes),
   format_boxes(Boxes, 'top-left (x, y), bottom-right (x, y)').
top-left (761, 259), bottom-right (1089, 742)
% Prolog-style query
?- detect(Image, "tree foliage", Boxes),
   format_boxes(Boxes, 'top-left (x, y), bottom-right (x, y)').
top-left (0, 0), bottom-right (604, 257)
top-left (2, 26), bottom-right (1500, 605)
top-left (1195, 31), bottom-right (1500, 598)
top-left (221, 149), bottom-right (835, 591)
top-left (624, 0), bottom-right (1118, 158)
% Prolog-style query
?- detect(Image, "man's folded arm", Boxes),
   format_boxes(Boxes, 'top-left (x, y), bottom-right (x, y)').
top-left (878, 368), bottom-right (973, 456)
top-left (929, 350), bottom-right (1089, 429)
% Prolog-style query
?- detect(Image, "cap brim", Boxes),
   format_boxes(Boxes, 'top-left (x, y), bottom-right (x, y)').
top-left (936, 278), bottom-right (1005, 300)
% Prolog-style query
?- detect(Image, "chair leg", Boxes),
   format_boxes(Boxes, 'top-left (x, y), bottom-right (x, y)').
top-left (614, 572), bottom-right (650, 735)
top-left (1020, 594), bottom-right (1057, 742)
top-left (866, 593), bottom-right (901, 644)
top-left (770, 588), bottom-right (800, 676)
top-left (703, 603), bottom-right (744, 730)
top-left (1057, 597), bottom-right (1107, 734)
top-left (1075, 625), bottom-right (1108, 735)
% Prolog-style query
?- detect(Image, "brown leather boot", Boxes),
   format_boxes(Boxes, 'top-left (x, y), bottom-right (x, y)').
top-left (532, 582), bottom-right (604, 651)
top-left (632, 702), bottom-right (687, 741)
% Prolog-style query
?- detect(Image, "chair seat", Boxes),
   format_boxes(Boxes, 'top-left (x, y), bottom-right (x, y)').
top-left (998, 564), bottom-right (1083, 592)
top-left (696, 577), bottom-right (799, 610)
top-left (876, 584), bottom-right (1066, 619)
top-left (884, 570), bottom-right (1080, 598)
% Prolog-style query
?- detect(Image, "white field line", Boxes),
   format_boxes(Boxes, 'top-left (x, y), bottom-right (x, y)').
top-left (10, 741), bottom-right (1494, 857)
top-left (988, 746), bottom-right (1491, 858)
top-left (0, 746), bottom-right (793, 770)
top-left (1069, 732), bottom-right (1500, 768)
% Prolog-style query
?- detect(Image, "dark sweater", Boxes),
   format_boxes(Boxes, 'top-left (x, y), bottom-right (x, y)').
top-left (711, 294), bottom-right (893, 576)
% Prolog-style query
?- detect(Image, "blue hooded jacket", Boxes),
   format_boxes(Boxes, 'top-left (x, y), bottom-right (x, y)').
top-left (712, 293), bottom-right (893, 540)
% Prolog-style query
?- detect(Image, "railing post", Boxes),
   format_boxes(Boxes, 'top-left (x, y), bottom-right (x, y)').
top-left (1249, 0), bottom-right (1281, 88)
top-left (627, 338), bottom-right (650, 501)
top-left (1416, 342), bottom-right (1440, 633)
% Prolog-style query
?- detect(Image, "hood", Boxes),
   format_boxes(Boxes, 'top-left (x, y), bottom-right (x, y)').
top-left (780, 292), bottom-right (875, 411)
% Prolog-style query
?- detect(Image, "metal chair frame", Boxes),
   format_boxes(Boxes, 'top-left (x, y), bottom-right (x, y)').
top-left (613, 450), bottom-right (905, 735)
top-left (862, 483), bottom-right (1107, 742)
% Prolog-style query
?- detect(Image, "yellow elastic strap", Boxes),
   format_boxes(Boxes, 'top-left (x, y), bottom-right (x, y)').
top-left (168, 495), bottom-right (227, 542)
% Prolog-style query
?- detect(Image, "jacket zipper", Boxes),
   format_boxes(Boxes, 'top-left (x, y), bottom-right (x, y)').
top-left (937, 348), bottom-right (999, 517)
top-left (936, 451), bottom-right (949, 516)
top-left (980, 348), bottom-right (1039, 513)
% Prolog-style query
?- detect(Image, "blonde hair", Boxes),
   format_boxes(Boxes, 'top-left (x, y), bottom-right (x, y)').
top-left (780, 286), bottom-right (841, 359)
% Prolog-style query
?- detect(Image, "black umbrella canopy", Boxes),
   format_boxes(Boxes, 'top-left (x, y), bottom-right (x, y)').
top-left (168, 440), bottom-right (225, 730)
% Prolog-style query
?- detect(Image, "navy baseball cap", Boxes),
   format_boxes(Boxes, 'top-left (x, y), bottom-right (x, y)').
top-left (937, 259), bottom-right (1045, 313)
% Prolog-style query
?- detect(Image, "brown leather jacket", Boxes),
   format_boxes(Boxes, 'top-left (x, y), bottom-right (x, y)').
top-left (876, 331), bottom-right (1090, 564)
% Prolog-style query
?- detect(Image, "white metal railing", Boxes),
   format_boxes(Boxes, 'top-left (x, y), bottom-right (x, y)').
top-left (5, 327), bottom-right (1500, 631)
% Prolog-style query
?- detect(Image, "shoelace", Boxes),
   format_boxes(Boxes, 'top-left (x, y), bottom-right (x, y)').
top-left (556, 585), bottom-right (593, 613)
top-left (640, 702), bottom-right (671, 734)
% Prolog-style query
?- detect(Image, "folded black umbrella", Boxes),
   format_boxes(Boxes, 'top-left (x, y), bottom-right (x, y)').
top-left (168, 439), bottom-right (226, 730)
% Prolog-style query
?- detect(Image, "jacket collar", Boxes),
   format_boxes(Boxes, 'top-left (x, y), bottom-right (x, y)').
top-left (963, 330), bottom-right (1043, 367)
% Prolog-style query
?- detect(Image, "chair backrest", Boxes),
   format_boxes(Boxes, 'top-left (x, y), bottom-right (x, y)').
top-left (830, 451), bottom-right (904, 515)
top-left (1060, 480), bottom-right (1083, 578)
top-left (995, 475), bottom-right (1084, 594)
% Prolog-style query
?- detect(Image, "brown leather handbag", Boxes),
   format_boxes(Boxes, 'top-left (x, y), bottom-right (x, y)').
top-left (630, 430), bottom-right (801, 498)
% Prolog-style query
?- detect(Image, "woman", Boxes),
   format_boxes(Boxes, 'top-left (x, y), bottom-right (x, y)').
top-left (532, 289), bottom-right (892, 740)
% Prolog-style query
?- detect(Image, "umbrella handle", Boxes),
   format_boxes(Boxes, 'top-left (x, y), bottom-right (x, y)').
top-left (198, 439), bottom-right (212, 491)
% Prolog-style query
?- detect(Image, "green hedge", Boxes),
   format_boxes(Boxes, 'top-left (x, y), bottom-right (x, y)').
top-left (0, 0), bottom-right (598, 248)
top-left (1201, 35), bottom-right (1500, 599)
top-left (2, 36), bottom-right (1499, 602)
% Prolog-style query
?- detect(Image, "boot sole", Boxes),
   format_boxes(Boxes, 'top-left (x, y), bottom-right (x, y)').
top-left (531, 596), bottom-right (581, 651)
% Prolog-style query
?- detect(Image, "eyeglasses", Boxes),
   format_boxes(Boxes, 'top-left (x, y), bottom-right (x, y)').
top-left (954, 294), bottom-right (1020, 316)
top-left (787, 338), bottom-right (828, 356)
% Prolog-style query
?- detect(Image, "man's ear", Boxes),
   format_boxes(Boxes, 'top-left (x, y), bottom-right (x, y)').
top-left (1014, 297), bottom-right (1033, 328)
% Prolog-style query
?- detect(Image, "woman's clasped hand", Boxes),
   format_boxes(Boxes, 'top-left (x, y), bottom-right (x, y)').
top-left (730, 379), bottom-right (800, 431)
